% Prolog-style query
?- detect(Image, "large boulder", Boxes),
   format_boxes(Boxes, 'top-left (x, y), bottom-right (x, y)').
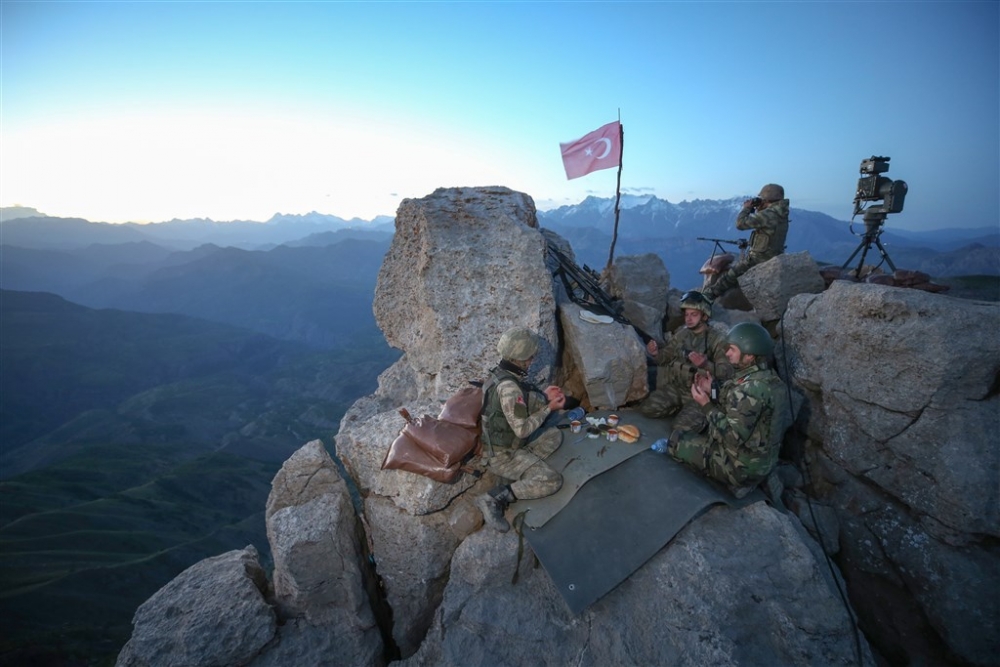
top-left (115, 547), bottom-right (275, 667)
top-left (263, 440), bottom-right (384, 666)
top-left (781, 281), bottom-right (1000, 665)
top-left (372, 185), bottom-right (558, 400)
top-left (559, 301), bottom-right (649, 410)
top-left (605, 252), bottom-right (670, 342)
top-left (739, 251), bottom-right (826, 322)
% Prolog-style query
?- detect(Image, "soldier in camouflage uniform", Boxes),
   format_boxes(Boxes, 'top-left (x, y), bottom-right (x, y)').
top-left (639, 290), bottom-right (732, 432)
top-left (475, 327), bottom-right (567, 532)
top-left (702, 184), bottom-right (789, 301)
top-left (669, 321), bottom-right (778, 498)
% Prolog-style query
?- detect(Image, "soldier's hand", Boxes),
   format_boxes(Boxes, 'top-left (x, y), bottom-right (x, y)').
top-left (646, 339), bottom-right (658, 356)
top-left (691, 382), bottom-right (710, 406)
top-left (543, 386), bottom-right (565, 410)
top-left (693, 371), bottom-right (713, 394)
top-left (687, 350), bottom-right (708, 368)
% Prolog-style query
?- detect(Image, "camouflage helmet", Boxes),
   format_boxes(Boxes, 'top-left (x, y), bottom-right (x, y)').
top-left (497, 326), bottom-right (539, 361)
top-left (758, 183), bottom-right (785, 202)
top-left (727, 322), bottom-right (774, 357)
top-left (680, 290), bottom-right (712, 318)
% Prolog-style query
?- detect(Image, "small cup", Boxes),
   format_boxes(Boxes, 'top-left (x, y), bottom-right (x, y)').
top-left (607, 414), bottom-right (620, 427)
top-left (570, 420), bottom-right (582, 433)
top-left (607, 428), bottom-right (619, 442)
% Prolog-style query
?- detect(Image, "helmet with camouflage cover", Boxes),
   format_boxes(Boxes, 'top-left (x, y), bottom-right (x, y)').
top-left (758, 183), bottom-right (785, 202)
top-left (680, 290), bottom-right (712, 318)
top-left (497, 326), bottom-right (539, 361)
top-left (727, 322), bottom-right (774, 357)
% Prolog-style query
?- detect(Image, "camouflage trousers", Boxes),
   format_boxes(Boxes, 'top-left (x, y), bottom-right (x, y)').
top-left (639, 365), bottom-right (699, 420)
top-left (668, 431), bottom-right (759, 492)
top-left (483, 427), bottom-right (563, 500)
top-left (703, 254), bottom-right (760, 299)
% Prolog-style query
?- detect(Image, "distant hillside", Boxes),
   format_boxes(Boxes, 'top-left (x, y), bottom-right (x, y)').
top-left (0, 290), bottom-right (400, 666)
top-left (1, 238), bottom-right (391, 349)
top-left (0, 289), bottom-right (307, 458)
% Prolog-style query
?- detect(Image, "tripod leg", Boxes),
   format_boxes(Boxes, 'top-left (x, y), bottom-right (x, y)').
top-left (875, 238), bottom-right (897, 272)
top-left (854, 240), bottom-right (874, 277)
top-left (841, 241), bottom-right (866, 270)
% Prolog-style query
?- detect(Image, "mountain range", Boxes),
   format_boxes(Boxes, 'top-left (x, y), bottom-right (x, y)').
top-left (4, 197), bottom-right (997, 296)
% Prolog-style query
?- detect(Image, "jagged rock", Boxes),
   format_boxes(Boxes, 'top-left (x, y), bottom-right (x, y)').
top-left (559, 300), bottom-right (648, 409)
top-left (400, 502), bottom-right (874, 667)
top-left (264, 440), bottom-right (384, 666)
top-left (115, 546), bottom-right (275, 667)
top-left (782, 281), bottom-right (1000, 665)
top-left (605, 252), bottom-right (670, 341)
top-left (739, 251), bottom-right (826, 322)
top-left (364, 495), bottom-right (477, 657)
top-left (373, 186), bottom-right (558, 400)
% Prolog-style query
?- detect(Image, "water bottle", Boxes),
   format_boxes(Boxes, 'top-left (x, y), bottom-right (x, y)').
top-left (565, 406), bottom-right (586, 423)
top-left (650, 438), bottom-right (670, 454)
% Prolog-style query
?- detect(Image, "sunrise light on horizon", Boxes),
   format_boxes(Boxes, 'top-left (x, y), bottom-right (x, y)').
top-left (2, 1), bottom-right (997, 231)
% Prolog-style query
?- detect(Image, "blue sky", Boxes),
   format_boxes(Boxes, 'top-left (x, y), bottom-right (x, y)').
top-left (2, 1), bottom-right (997, 231)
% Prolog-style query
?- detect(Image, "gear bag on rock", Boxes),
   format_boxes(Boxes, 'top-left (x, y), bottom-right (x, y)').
top-left (381, 384), bottom-right (483, 483)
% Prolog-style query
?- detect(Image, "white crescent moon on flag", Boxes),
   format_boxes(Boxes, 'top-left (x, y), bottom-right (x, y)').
top-left (593, 138), bottom-right (612, 159)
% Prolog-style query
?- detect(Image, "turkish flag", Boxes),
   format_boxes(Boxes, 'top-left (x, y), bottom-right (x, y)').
top-left (559, 121), bottom-right (621, 180)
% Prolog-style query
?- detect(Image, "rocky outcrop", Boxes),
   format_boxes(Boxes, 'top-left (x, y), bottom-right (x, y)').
top-left (117, 186), bottom-right (998, 667)
top-left (781, 281), bottom-right (1000, 665)
top-left (115, 547), bottom-right (275, 667)
top-left (739, 250), bottom-right (826, 322)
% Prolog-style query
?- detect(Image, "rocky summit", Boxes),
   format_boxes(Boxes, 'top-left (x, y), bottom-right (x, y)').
top-left (116, 186), bottom-right (999, 667)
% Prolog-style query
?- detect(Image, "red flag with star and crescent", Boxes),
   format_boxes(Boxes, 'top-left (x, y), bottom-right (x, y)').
top-left (559, 121), bottom-right (622, 180)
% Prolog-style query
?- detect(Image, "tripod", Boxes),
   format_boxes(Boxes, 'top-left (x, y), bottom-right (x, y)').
top-left (841, 210), bottom-right (897, 276)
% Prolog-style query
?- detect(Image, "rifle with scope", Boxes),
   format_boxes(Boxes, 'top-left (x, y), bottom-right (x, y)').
top-left (545, 239), bottom-right (655, 344)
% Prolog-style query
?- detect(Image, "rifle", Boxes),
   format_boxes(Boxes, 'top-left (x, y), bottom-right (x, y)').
top-left (697, 236), bottom-right (748, 260)
top-left (545, 239), bottom-right (655, 344)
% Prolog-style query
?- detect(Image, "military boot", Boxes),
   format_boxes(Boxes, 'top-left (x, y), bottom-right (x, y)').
top-left (476, 485), bottom-right (516, 533)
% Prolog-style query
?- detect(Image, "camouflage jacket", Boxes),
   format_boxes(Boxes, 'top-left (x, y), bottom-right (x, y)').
top-left (653, 324), bottom-right (733, 387)
top-left (481, 362), bottom-right (551, 452)
top-left (701, 361), bottom-right (777, 483)
top-left (736, 198), bottom-right (789, 262)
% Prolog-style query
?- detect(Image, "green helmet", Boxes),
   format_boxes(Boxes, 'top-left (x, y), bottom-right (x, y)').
top-left (680, 290), bottom-right (712, 318)
top-left (497, 327), bottom-right (539, 361)
top-left (758, 183), bottom-right (785, 202)
top-left (727, 322), bottom-right (774, 357)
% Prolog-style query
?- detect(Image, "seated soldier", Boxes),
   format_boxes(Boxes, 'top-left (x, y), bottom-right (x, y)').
top-left (475, 327), bottom-right (567, 533)
top-left (668, 322), bottom-right (779, 498)
top-left (639, 290), bottom-right (732, 432)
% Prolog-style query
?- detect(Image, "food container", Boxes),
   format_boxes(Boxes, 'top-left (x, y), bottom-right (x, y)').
top-left (570, 420), bottom-right (582, 433)
top-left (607, 428), bottom-right (619, 442)
top-left (607, 414), bottom-right (620, 427)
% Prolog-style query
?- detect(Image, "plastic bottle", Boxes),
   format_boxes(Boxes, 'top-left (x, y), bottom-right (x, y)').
top-left (650, 438), bottom-right (670, 454)
top-left (565, 406), bottom-right (586, 423)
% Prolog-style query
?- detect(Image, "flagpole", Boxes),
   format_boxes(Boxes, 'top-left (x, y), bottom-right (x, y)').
top-left (605, 114), bottom-right (624, 272)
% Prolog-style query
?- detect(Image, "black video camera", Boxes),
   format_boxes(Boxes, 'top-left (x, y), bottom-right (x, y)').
top-left (854, 155), bottom-right (907, 217)
top-left (749, 197), bottom-right (763, 209)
